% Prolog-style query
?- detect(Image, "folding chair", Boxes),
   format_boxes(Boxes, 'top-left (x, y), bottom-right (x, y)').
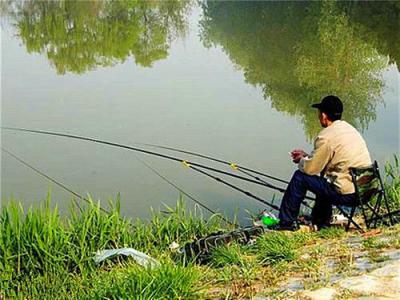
top-left (338, 161), bottom-right (395, 231)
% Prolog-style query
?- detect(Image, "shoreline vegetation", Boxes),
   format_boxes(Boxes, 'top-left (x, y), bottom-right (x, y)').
top-left (1, 157), bottom-right (399, 299)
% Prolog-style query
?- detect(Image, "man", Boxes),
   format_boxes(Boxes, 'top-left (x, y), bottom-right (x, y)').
top-left (278, 95), bottom-right (372, 230)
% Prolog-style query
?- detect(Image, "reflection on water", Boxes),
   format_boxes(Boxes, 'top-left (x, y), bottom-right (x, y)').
top-left (200, 1), bottom-right (399, 138)
top-left (1, 1), bottom-right (398, 219)
top-left (1, 0), bottom-right (192, 74)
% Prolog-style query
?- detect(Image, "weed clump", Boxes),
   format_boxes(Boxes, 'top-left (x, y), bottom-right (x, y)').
top-left (255, 232), bottom-right (299, 265)
top-left (317, 227), bottom-right (346, 239)
top-left (86, 260), bottom-right (205, 299)
top-left (0, 197), bottom-right (226, 299)
top-left (209, 243), bottom-right (247, 267)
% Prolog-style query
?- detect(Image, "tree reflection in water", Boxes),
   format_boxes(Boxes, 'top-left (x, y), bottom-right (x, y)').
top-left (2, 0), bottom-right (192, 74)
top-left (200, 1), bottom-right (399, 138)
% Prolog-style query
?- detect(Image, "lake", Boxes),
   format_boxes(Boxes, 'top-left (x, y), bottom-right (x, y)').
top-left (1, 1), bottom-right (399, 223)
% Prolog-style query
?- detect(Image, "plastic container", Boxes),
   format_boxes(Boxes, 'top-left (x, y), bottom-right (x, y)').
top-left (261, 211), bottom-right (280, 227)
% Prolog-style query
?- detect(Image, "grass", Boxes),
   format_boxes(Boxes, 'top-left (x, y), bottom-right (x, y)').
top-left (1, 156), bottom-right (400, 299)
top-left (385, 155), bottom-right (400, 212)
top-left (255, 232), bottom-right (300, 265)
top-left (0, 196), bottom-right (226, 299)
top-left (209, 243), bottom-right (247, 268)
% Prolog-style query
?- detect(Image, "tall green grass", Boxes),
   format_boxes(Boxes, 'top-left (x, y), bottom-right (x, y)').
top-left (0, 196), bottom-right (226, 299)
top-left (255, 232), bottom-right (300, 265)
top-left (1, 157), bottom-right (399, 299)
top-left (385, 155), bottom-right (400, 211)
top-left (209, 243), bottom-right (247, 268)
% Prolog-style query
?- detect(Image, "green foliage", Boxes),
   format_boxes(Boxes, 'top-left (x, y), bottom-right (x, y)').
top-left (130, 197), bottom-right (226, 255)
top-left (362, 237), bottom-right (386, 250)
top-left (385, 155), bottom-right (400, 211)
top-left (1, 0), bottom-right (192, 74)
top-left (200, 0), bottom-right (397, 139)
top-left (84, 260), bottom-right (204, 300)
top-left (255, 232), bottom-right (299, 265)
top-left (317, 227), bottom-right (346, 239)
top-left (209, 243), bottom-right (246, 268)
top-left (0, 196), bottom-right (225, 299)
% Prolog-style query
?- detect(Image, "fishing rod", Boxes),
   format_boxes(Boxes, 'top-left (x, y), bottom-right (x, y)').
top-left (139, 143), bottom-right (290, 185)
top-left (2, 127), bottom-right (317, 207)
top-left (2, 146), bottom-right (234, 225)
top-left (2, 127), bottom-right (286, 192)
top-left (2, 127), bottom-right (291, 207)
top-left (189, 164), bottom-right (280, 210)
top-left (137, 143), bottom-right (316, 206)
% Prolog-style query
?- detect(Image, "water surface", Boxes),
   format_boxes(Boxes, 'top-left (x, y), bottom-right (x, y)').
top-left (1, 1), bottom-right (399, 222)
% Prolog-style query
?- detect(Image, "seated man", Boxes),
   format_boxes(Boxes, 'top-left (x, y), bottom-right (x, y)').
top-left (278, 95), bottom-right (372, 230)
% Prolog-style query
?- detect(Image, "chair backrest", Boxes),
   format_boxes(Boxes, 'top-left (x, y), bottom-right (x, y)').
top-left (350, 162), bottom-right (382, 204)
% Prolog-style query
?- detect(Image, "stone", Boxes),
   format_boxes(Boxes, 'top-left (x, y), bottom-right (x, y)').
top-left (339, 274), bottom-right (381, 294)
top-left (369, 261), bottom-right (400, 277)
top-left (338, 260), bottom-right (400, 299)
top-left (302, 287), bottom-right (336, 300)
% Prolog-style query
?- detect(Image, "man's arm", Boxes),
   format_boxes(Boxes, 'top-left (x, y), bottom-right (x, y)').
top-left (298, 136), bottom-right (332, 175)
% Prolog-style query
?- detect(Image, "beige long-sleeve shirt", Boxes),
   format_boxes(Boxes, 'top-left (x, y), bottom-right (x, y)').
top-left (298, 120), bottom-right (372, 194)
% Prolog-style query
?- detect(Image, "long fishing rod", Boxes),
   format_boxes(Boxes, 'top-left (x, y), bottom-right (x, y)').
top-left (2, 127), bottom-right (286, 192)
top-left (2, 146), bottom-right (234, 225)
top-left (188, 164), bottom-right (280, 210)
top-left (138, 143), bottom-right (317, 206)
top-left (139, 143), bottom-right (290, 185)
top-left (7, 127), bottom-right (316, 205)
top-left (2, 127), bottom-right (290, 207)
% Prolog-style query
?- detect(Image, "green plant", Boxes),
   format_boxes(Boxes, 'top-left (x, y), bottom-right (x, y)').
top-left (317, 227), bottom-right (346, 239)
top-left (385, 155), bottom-right (400, 211)
top-left (85, 260), bottom-right (205, 300)
top-left (0, 196), bottom-right (225, 299)
top-left (362, 237), bottom-right (386, 250)
top-left (209, 243), bottom-right (246, 268)
top-left (256, 232), bottom-right (299, 265)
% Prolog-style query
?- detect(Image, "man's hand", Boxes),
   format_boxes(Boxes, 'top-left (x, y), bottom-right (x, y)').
top-left (290, 149), bottom-right (307, 164)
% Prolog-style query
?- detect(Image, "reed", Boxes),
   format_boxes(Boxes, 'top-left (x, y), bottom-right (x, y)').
top-left (0, 196), bottom-right (226, 299)
top-left (384, 155), bottom-right (400, 211)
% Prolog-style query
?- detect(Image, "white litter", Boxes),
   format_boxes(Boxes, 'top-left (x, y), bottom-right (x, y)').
top-left (94, 248), bottom-right (160, 269)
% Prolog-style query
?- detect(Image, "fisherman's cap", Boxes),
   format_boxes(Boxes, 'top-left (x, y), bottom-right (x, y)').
top-left (312, 95), bottom-right (343, 115)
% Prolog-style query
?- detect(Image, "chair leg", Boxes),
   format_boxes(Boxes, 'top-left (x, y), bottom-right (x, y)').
top-left (360, 202), bottom-right (370, 230)
top-left (369, 195), bottom-right (382, 228)
top-left (340, 206), bottom-right (363, 232)
top-left (382, 190), bottom-right (395, 226)
top-left (345, 207), bottom-right (354, 232)
top-left (376, 162), bottom-right (395, 226)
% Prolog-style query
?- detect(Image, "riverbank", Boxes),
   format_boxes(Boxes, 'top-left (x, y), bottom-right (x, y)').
top-left (1, 158), bottom-right (399, 299)
top-left (1, 198), bottom-right (399, 299)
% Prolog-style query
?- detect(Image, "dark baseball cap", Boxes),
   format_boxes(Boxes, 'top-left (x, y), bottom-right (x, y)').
top-left (311, 95), bottom-right (343, 115)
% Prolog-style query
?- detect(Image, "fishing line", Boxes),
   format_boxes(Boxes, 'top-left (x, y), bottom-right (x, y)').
top-left (2, 146), bottom-right (233, 225)
top-left (139, 143), bottom-right (290, 184)
top-left (2, 127), bottom-right (288, 194)
top-left (2, 127), bottom-right (315, 209)
top-left (188, 164), bottom-right (280, 211)
top-left (1, 147), bottom-right (103, 212)
top-left (133, 155), bottom-right (235, 226)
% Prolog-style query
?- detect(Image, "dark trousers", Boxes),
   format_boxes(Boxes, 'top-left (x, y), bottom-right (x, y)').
top-left (278, 170), bottom-right (357, 226)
